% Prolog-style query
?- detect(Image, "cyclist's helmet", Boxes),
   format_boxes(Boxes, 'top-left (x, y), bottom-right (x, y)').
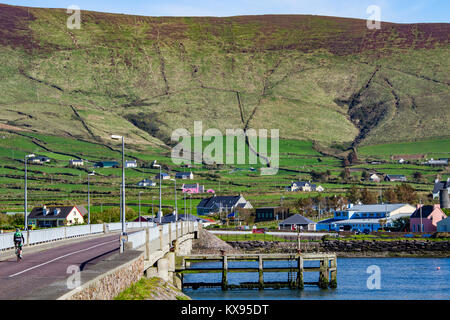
top-left (16, 228), bottom-right (20, 232)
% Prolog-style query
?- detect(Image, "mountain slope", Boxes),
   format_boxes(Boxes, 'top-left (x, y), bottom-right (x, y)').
top-left (0, 4), bottom-right (448, 149)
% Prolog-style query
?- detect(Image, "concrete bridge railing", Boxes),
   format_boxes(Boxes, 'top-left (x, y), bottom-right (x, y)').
top-left (0, 221), bottom-right (156, 251)
top-left (126, 221), bottom-right (199, 252)
top-left (24, 220), bottom-right (199, 300)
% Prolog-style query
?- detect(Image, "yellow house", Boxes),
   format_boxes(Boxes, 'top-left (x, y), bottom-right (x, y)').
top-left (28, 205), bottom-right (86, 228)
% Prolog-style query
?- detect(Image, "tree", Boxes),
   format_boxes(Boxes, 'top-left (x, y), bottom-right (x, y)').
top-left (295, 197), bottom-right (313, 216)
top-left (413, 171), bottom-right (423, 182)
top-left (378, 218), bottom-right (388, 230)
top-left (361, 170), bottom-right (369, 181)
top-left (383, 187), bottom-right (398, 203)
top-left (360, 188), bottom-right (377, 204)
top-left (346, 185), bottom-right (360, 203)
top-left (395, 183), bottom-right (417, 203)
top-left (391, 216), bottom-right (410, 231)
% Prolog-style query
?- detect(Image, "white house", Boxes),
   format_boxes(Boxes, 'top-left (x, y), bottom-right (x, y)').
top-left (286, 181), bottom-right (311, 192)
top-left (138, 179), bottom-right (156, 187)
top-left (125, 160), bottom-right (138, 168)
top-left (197, 195), bottom-right (253, 215)
top-left (155, 172), bottom-right (170, 180)
top-left (175, 171), bottom-right (194, 179)
top-left (311, 184), bottom-right (324, 192)
top-left (69, 159), bottom-right (84, 167)
top-left (369, 174), bottom-right (381, 182)
top-left (28, 205), bottom-right (86, 228)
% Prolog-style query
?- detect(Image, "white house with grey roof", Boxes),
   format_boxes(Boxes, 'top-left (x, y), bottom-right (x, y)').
top-left (197, 195), bottom-right (252, 215)
top-left (175, 171), bottom-right (194, 179)
top-left (69, 159), bottom-right (84, 167)
top-left (432, 178), bottom-right (450, 199)
top-left (279, 214), bottom-right (316, 231)
top-left (28, 205), bottom-right (86, 228)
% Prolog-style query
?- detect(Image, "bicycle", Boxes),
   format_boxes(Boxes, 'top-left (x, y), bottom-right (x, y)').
top-left (14, 243), bottom-right (23, 262)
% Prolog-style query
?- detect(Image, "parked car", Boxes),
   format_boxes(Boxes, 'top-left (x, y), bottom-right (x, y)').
top-left (252, 228), bottom-right (266, 234)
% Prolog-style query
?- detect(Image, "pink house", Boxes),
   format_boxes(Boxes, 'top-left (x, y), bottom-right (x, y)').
top-left (182, 183), bottom-right (204, 194)
top-left (410, 204), bottom-right (447, 232)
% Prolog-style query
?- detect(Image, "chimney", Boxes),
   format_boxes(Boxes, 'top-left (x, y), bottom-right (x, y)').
top-left (440, 189), bottom-right (450, 209)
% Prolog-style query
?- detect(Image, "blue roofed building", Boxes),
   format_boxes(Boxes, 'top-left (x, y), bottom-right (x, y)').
top-left (316, 203), bottom-right (416, 232)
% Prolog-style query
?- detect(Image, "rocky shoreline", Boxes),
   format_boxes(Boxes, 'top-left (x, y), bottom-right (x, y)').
top-left (226, 240), bottom-right (450, 258)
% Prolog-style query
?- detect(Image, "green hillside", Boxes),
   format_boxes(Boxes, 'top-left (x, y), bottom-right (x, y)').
top-left (0, 4), bottom-right (449, 151)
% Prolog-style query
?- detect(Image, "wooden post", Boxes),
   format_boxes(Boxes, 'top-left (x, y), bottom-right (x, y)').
top-left (319, 257), bottom-right (329, 289)
top-left (329, 256), bottom-right (337, 288)
top-left (258, 255), bottom-right (264, 290)
top-left (222, 255), bottom-right (228, 291)
top-left (297, 256), bottom-right (304, 290)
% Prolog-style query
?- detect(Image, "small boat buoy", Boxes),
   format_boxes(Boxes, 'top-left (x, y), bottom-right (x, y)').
top-left (437, 267), bottom-right (441, 270)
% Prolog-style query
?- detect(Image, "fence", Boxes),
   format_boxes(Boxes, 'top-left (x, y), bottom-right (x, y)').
top-left (123, 221), bottom-right (199, 252)
top-left (127, 230), bottom-right (147, 249)
top-left (0, 221), bottom-right (197, 253)
top-left (0, 222), bottom-right (153, 252)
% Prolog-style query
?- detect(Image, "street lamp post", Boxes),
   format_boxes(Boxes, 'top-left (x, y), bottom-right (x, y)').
top-left (153, 163), bottom-right (162, 224)
top-left (87, 171), bottom-right (95, 224)
top-left (138, 191), bottom-right (143, 224)
top-left (419, 198), bottom-right (423, 233)
top-left (152, 196), bottom-right (155, 219)
top-left (170, 178), bottom-right (177, 221)
top-left (111, 135), bottom-right (126, 252)
top-left (24, 154), bottom-right (35, 231)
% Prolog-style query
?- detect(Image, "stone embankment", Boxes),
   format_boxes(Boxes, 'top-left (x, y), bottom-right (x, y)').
top-left (227, 240), bottom-right (450, 257)
top-left (321, 240), bottom-right (450, 257)
top-left (192, 228), bottom-right (239, 254)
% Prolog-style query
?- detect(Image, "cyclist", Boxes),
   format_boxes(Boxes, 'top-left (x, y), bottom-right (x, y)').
top-left (13, 228), bottom-right (25, 260)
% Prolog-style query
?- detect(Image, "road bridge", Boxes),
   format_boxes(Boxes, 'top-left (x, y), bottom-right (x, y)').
top-left (0, 221), bottom-right (199, 299)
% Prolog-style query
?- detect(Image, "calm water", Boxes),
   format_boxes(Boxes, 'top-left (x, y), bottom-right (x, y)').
top-left (183, 257), bottom-right (450, 300)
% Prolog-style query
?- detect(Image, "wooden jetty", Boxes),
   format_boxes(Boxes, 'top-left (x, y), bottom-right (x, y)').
top-left (175, 253), bottom-right (337, 290)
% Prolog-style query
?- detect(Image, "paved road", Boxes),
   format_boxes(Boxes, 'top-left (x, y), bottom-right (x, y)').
top-left (0, 234), bottom-right (121, 299)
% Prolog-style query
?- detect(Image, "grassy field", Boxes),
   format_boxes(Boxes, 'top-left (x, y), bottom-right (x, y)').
top-left (0, 4), bottom-right (448, 223)
top-left (0, 130), bottom-right (447, 223)
top-left (358, 138), bottom-right (450, 159)
top-left (0, 4), bottom-right (449, 150)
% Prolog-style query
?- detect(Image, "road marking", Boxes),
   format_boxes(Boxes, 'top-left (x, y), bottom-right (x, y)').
top-left (8, 239), bottom-right (118, 278)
